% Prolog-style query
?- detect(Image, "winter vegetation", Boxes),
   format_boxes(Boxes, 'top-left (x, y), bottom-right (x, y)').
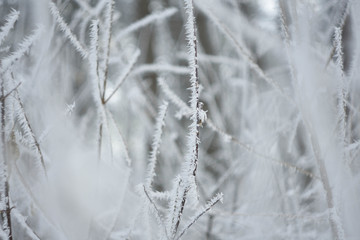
top-left (0, 0), bottom-right (359, 239)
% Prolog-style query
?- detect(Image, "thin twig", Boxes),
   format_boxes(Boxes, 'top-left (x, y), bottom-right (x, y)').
top-left (1, 74), bottom-right (13, 240)
top-left (143, 185), bottom-right (169, 240)
top-left (114, 8), bottom-right (177, 41)
top-left (0, 82), bottom-right (21, 101)
top-left (101, 0), bottom-right (115, 100)
top-left (175, 193), bottom-right (223, 240)
top-left (325, 0), bottom-right (351, 69)
top-left (304, 118), bottom-right (345, 240)
top-left (14, 99), bottom-right (48, 180)
top-left (171, 0), bottom-right (202, 237)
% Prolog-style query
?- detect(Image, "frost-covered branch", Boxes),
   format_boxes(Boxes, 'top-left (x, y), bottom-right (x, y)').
top-left (89, 19), bottom-right (102, 106)
top-left (114, 8), bottom-right (177, 41)
top-left (169, 0), bottom-right (201, 237)
top-left (100, 0), bottom-right (114, 100)
top-left (145, 101), bottom-right (168, 188)
top-left (142, 185), bottom-right (169, 240)
top-left (334, 27), bottom-right (348, 149)
top-left (175, 193), bottom-right (223, 240)
top-left (1, 27), bottom-right (42, 73)
top-left (49, 2), bottom-right (88, 58)
top-left (0, 9), bottom-right (19, 47)
top-left (1, 74), bottom-right (12, 240)
top-left (157, 78), bottom-right (192, 118)
top-left (14, 89), bottom-right (48, 179)
top-left (306, 122), bottom-right (345, 240)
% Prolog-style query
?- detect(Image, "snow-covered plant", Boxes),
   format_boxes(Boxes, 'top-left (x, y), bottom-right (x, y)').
top-left (0, 0), bottom-right (359, 239)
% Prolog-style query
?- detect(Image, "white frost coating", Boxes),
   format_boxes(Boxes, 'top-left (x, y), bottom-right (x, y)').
top-left (181, 0), bottom-right (200, 184)
top-left (49, 2), bottom-right (88, 58)
top-left (0, 9), bottom-right (19, 46)
top-left (157, 77), bottom-right (210, 125)
top-left (141, 185), bottom-right (169, 239)
top-left (169, 0), bottom-right (201, 238)
top-left (88, 20), bottom-right (102, 110)
top-left (102, 0), bottom-right (114, 56)
top-left (334, 27), bottom-right (348, 151)
top-left (114, 8), bottom-right (177, 41)
top-left (157, 77), bottom-right (208, 121)
top-left (13, 93), bottom-right (47, 177)
top-left (13, 99), bottom-right (36, 150)
top-left (150, 190), bottom-right (172, 201)
top-left (0, 158), bottom-right (9, 238)
top-left (334, 27), bottom-right (344, 74)
top-left (175, 193), bottom-right (223, 240)
top-left (165, 176), bottom-right (182, 237)
top-left (14, 130), bottom-right (31, 149)
top-left (329, 207), bottom-right (345, 240)
top-left (145, 101), bottom-right (169, 188)
top-left (157, 77), bottom-right (192, 118)
top-left (1, 26), bottom-right (42, 73)
top-left (89, 19), bottom-right (108, 157)
top-left (99, 0), bottom-right (114, 93)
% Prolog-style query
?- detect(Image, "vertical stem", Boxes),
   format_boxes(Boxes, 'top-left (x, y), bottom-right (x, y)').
top-left (1, 77), bottom-right (12, 240)
top-left (172, 0), bottom-right (201, 236)
top-left (306, 122), bottom-right (344, 240)
top-left (193, 12), bottom-right (200, 180)
top-left (101, 0), bottom-right (114, 101)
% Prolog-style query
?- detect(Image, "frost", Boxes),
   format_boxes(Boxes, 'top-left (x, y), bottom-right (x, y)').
top-left (1, 26), bottom-right (42, 73)
top-left (114, 8), bottom-right (177, 41)
top-left (145, 101), bottom-right (168, 188)
top-left (49, 2), bottom-right (88, 58)
top-left (65, 101), bottom-right (76, 116)
top-left (329, 207), bottom-right (345, 240)
top-left (0, 1), bottom-right (359, 239)
top-left (0, 9), bottom-right (19, 46)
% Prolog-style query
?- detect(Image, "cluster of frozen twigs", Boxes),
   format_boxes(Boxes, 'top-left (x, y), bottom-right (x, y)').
top-left (0, 0), bottom-right (360, 239)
